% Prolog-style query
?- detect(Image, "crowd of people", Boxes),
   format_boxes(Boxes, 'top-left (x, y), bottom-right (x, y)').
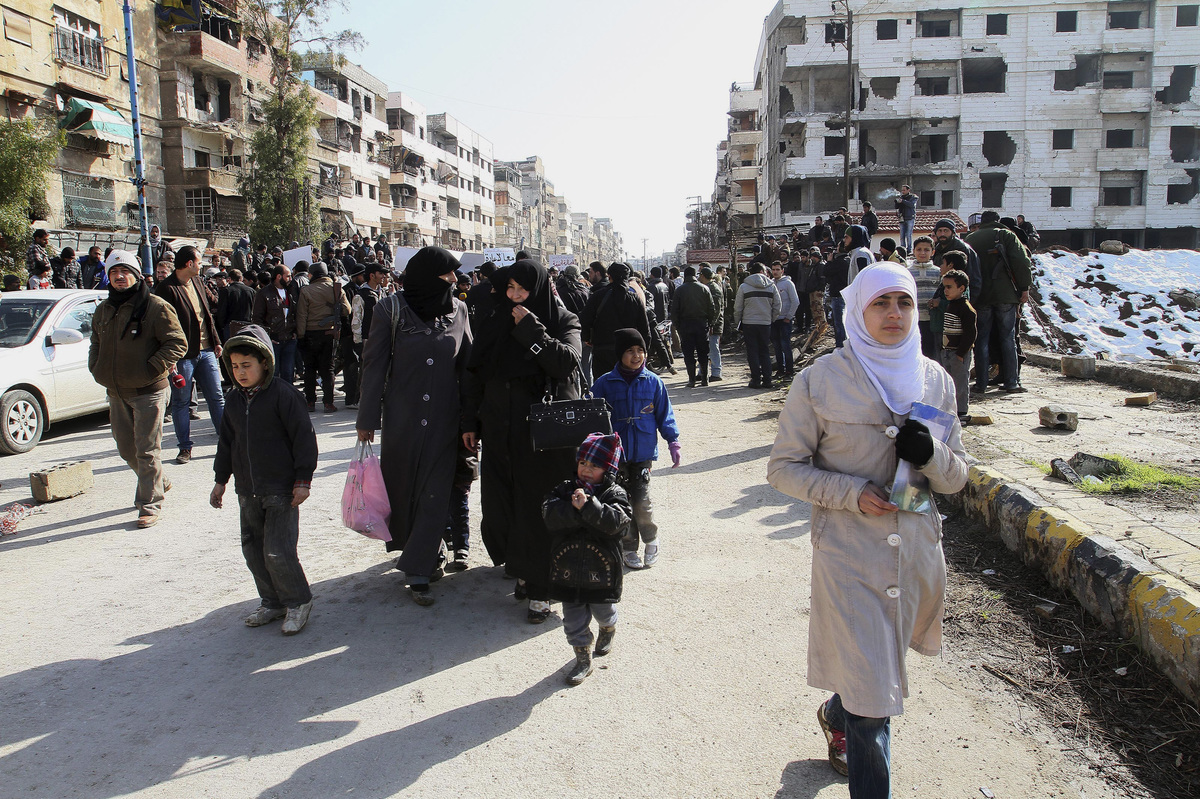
top-left (9, 203), bottom-right (1042, 796)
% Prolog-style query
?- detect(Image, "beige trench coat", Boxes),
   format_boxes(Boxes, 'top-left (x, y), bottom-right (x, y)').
top-left (767, 344), bottom-right (968, 718)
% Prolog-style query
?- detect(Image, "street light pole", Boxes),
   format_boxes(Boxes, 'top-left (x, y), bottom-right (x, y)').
top-left (843, 6), bottom-right (853, 210)
top-left (122, 0), bottom-right (152, 275)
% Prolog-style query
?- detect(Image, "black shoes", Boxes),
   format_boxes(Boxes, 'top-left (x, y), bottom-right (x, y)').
top-left (566, 646), bottom-right (593, 685)
top-left (748, 381), bottom-right (761, 389)
top-left (700, 376), bottom-right (709, 386)
top-left (594, 625), bottom-right (616, 657)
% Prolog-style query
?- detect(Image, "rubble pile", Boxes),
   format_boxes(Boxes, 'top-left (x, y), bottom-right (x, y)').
top-left (1024, 249), bottom-right (1200, 362)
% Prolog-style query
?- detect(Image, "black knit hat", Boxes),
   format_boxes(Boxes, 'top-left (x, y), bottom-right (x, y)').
top-left (933, 218), bottom-right (957, 233)
top-left (613, 327), bottom-right (646, 357)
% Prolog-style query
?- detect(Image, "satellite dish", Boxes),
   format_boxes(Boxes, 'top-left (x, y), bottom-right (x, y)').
top-left (55, 93), bottom-right (66, 112)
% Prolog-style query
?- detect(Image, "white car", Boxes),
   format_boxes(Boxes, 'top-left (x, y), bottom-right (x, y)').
top-left (0, 289), bottom-right (109, 454)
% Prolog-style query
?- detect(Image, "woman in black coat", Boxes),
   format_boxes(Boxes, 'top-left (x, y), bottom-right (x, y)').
top-left (462, 259), bottom-right (582, 623)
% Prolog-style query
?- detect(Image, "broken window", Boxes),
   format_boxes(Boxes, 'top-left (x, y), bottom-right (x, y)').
top-left (193, 72), bottom-right (210, 112)
top-left (779, 86), bottom-right (795, 114)
top-left (1100, 171), bottom-right (1145, 206)
top-left (1054, 54), bottom-right (1101, 91)
top-left (194, 149), bottom-right (210, 168)
top-left (1179, 5), bottom-right (1199, 25)
top-left (1103, 71), bottom-right (1134, 89)
top-left (1057, 10), bottom-right (1078, 32)
top-left (825, 21), bottom-right (846, 44)
top-left (780, 184), bottom-right (804, 214)
top-left (917, 10), bottom-right (959, 37)
top-left (980, 173), bottom-right (1007, 207)
top-left (1167, 170), bottom-right (1200, 204)
top-left (1156, 66), bottom-right (1196, 104)
top-left (877, 19), bottom-right (898, 39)
top-left (941, 189), bottom-right (955, 208)
top-left (1106, 129), bottom-right (1135, 147)
top-left (870, 76), bottom-right (899, 99)
top-left (1108, 2), bottom-right (1149, 29)
top-left (1050, 187), bottom-right (1073, 207)
top-left (216, 79), bottom-right (231, 122)
top-left (1170, 126), bottom-right (1199, 162)
top-left (920, 190), bottom-right (936, 207)
top-left (986, 14), bottom-right (1008, 35)
top-left (963, 58), bottom-right (1006, 93)
top-left (915, 62), bottom-right (958, 95)
top-left (982, 131), bottom-right (1016, 165)
top-left (825, 136), bottom-right (846, 156)
top-left (1052, 129), bottom-right (1075, 149)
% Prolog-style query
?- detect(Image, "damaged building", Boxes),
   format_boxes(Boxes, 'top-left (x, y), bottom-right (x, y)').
top-left (746, 0), bottom-right (1199, 249)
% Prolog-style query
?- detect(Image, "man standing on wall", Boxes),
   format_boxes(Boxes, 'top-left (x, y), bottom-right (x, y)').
top-left (894, 185), bottom-right (918, 253)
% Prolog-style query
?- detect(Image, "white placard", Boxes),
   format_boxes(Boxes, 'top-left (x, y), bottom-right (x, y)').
top-left (483, 247), bottom-right (516, 267)
top-left (548, 254), bottom-right (576, 269)
top-left (281, 246), bottom-right (310, 270)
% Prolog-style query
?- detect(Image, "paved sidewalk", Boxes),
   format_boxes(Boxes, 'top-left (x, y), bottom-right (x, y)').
top-left (962, 362), bottom-right (1200, 589)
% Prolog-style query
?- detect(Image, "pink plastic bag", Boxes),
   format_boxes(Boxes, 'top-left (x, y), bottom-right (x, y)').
top-left (342, 442), bottom-right (392, 541)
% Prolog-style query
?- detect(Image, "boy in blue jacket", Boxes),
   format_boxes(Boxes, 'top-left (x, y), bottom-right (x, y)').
top-left (590, 328), bottom-right (681, 569)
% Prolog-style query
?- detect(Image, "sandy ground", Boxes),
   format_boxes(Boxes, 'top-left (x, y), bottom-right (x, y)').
top-left (0, 357), bottom-right (1130, 798)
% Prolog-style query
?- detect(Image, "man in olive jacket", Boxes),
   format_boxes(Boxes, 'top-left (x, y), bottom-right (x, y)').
top-left (965, 210), bottom-right (1033, 394)
top-left (89, 250), bottom-right (188, 528)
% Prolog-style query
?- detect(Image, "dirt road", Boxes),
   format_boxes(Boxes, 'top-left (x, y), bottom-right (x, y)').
top-left (0, 360), bottom-right (1131, 798)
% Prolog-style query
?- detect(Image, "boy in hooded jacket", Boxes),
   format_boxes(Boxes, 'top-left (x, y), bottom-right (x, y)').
top-left (590, 328), bottom-right (681, 569)
top-left (543, 432), bottom-right (634, 685)
top-left (211, 324), bottom-right (319, 635)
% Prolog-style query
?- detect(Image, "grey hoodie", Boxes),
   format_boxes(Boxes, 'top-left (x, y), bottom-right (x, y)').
top-left (734, 272), bottom-right (782, 327)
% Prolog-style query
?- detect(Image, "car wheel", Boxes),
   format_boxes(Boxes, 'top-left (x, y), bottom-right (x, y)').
top-left (0, 390), bottom-right (44, 455)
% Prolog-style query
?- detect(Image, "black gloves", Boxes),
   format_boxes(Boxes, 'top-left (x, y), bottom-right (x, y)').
top-left (895, 419), bottom-right (935, 466)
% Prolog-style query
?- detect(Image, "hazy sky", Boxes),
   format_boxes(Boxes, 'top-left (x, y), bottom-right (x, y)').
top-left (324, 0), bottom-right (772, 258)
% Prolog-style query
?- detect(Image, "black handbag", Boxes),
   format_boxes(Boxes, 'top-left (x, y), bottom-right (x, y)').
top-left (528, 368), bottom-right (611, 451)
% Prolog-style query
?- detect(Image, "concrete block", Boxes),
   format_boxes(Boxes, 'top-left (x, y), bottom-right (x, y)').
top-left (1050, 458), bottom-right (1082, 484)
top-left (1038, 404), bottom-right (1079, 431)
top-left (1125, 392), bottom-right (1157, 406)
top-left (968, 414), bottom-right (994, 425)
top-left (1099, 240), bottom-right (1130, 255)
top-left (29, 461), bottom-right (93, 503)
top-left (1068, 452), bottom-right (1121, 479)
top-left (1060, 354), bottom-right (1096, 379)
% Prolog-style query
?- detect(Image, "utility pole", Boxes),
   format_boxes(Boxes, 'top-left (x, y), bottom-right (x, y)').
top-left (122, 0), bottom-right (152, 274)
top-left (828, 0), bottom-right (854, 210)
top-left (642, 237), bottom-right (648, 272)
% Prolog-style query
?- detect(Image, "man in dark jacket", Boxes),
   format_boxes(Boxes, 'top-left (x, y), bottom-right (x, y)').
top-left (340, 262), bottom-right (366, 408)
top-left (860, 201), bottom-right (879, 238)
top-left (251, 263), bottom-right (298, 384)
top-left (645, 266), bottom-right (672, 322)
top-left (932, 219), bottom-right (983, 299)
top-left (965, 210), bottom-right (1033, 394)
top-left (89, 250), bottom-right (188, 528)
top-left (580, 262), bottom-right (651, 378)
top-left (216, 268), bottom-right (256, 339)
top-left (80, 246), bottom-right (107, 289)
top-left (155, 244), bottom-right (225, 464)
top-left (894, 185), bottom-right (918, 252)
top-left (670, 266), bottom-right (717, 386)
top-left (51, 247), bottom-right (83, 289)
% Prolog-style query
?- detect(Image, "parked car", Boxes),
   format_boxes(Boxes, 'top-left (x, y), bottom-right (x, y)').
top-left (0, 289), bottom-right (108, 454)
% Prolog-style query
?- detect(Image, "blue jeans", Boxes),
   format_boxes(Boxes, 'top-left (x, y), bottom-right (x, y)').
top-left (899, 219), bottom-right (915, 253)
top-left (742, 324), bottom-right (772, 384)
top-left (708, 333), bottom-right (722, 377)
top-left (771, 319), bottom-right (794, 375)
top-left (170, 349), bottom-right (225, 451)
top-left (825, 693), bottom-right (891, 799)
top-left (975, 303), bottom-right (1019, 391)
top-left (273, 338), bottom-right (297, 384)
top-left (831, 296), bottom-right (847, 348)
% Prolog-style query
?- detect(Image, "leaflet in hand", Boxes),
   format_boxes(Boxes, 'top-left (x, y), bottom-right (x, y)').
top-left (888, 402), bottom-right (957, 514)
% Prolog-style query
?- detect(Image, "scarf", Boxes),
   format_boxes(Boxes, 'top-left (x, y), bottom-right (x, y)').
top-left (617, 362), bottom-right (644, 382)
top-left (841, 262), bottom-right (924, 414)
top-left (108, 279), bottom-right (152, 339)
top-left (403, 246), bottom-right (458, 321)
top-left (468, 258), bottom-right (565, 377)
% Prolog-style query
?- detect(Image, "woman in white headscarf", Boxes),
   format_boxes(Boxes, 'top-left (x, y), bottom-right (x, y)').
top-left (767, 262), bottom-right (968, 798)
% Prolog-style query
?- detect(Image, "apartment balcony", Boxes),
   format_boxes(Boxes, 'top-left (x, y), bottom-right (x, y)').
top-left (312, 90), bottom-right (338, 120)
top-left (182, 166), bottom-right (244, 196)
top-left (728, 89), bottom-right (762, 115)
top-left (730, 129), bottom-right (761, 148)
top-left (1098, 147), bottom-right (1149, 171)
top-left (731, 164), bottom-right (759, 181)
top-left (161, 32), bottom-right (247, 79)
top-left (909, 94), bottom-right (963, 119)
top-left (729, 198), bottom-right (757, 215)
top-left (784, 43), bottom-right (844, 75)
top-left (1101, 25), bottom-right (1156, 53)
top-left (1098, 88), bottom-right (1153, 114)
top-left (785, 155), bottom-right (844, 180)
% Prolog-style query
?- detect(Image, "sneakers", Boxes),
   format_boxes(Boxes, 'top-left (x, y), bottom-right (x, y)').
top-left (137, 514), bottom-right (159, 529)
top-left (280, 601), bottom-right (313, 635)
top-left (408, 584), bottom-right (435, 607)
top-left (816, 699), bottom-right (849, 776)
top-left (643, 542), bottom-right (659, 568)
top-left (244, 604), bottom-right (287, 627)
top-left (176, 450), bottom-right (191, 464)
top-left (594, 625), bottom-right (616, 657)
top-left (622, 550), bottom-right (643, 570)
top-left (566, 646), bottom-right (593, 685)
top-left (528, 599), bottom-right (551, 624)
top-left (1001, 385), bottom-right (1027, 393)
top-left (445, 550), bottom-right (469, 572)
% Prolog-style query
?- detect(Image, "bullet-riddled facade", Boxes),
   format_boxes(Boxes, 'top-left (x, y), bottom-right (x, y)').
top-left (755, 0), bottom-right (1200, 248)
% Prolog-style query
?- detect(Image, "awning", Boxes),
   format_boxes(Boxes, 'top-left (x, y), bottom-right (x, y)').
top-left (60, 98), bottom-right (134, 146)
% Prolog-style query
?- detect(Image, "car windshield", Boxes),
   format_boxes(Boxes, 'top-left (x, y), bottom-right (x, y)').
top-left (0, 297), bottom-right (56, 348)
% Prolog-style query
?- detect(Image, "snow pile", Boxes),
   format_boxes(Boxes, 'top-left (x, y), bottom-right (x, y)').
top-left (1024, 249), bottom-right (1200, 362)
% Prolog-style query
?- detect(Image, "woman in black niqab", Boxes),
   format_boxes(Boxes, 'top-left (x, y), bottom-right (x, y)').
top-left (403, 246), bottom-right (459, 321)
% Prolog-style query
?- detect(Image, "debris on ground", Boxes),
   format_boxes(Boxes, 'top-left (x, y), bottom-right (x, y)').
top-left (1039, 405), bottom-right (1079, 431)
top-left (1125, 392), bottom-right (1158, 406)
top-left (0, 502), bottom-right (37, 536)
top-left (1050, 458), bottom-right (1082, 485)
top-left (1068, 452), bottom-right (1122, 479)
top-left (943, 515), bottom-right (1200, 799)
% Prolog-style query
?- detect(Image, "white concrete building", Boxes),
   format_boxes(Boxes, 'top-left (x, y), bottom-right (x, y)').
top-left (303, 55), bottom-right (393, 239)
top-left (712, 84), bottom-right (764, 243)
top-left (754, 0), bottom-right (1200, 248)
